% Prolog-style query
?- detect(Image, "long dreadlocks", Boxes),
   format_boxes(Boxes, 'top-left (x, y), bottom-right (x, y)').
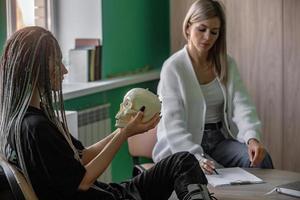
top-left (0, 26), bottom-right (80, 191)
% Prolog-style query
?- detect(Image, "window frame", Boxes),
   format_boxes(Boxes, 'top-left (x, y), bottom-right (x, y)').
top-left (6, 0), bottom-right (55, 37)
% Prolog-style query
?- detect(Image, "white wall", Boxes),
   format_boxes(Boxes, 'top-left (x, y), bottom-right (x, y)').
top-left (53, 0), bottom-right (102, 63)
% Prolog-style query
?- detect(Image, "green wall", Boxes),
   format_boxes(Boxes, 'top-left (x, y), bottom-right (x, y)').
top-left (64, 80), bottom-right (159, 182)
top-left (0, 0), bottom-right (6, 53)
top-left (102, 0), bottom-right (170, 78)
top-left (98, 0), bottom-right (170, 181)
top-left (0, 0), bottom-right (169, 183)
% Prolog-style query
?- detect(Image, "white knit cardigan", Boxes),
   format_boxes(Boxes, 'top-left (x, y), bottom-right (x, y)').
top-left (152, 46), bottom-right (261, 162)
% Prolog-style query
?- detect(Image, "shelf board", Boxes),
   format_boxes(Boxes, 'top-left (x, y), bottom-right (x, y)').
top-left (62, 70), bottom-right (160, 100)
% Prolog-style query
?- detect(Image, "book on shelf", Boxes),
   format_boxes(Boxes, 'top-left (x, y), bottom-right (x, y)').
top-left (94, 45), bottom-right (102, 80)
top-left (275, 181), bottom-right (300, 198)
top-left (68, 38), bottom-right (102, 82)
top-left (75, 38), bottom-right (100, 49)
top-left (68, 48), bottom-right (91, 82)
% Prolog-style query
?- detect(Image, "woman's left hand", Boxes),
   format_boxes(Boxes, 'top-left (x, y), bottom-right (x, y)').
top-left (247, 139), bottom-right (266, 167)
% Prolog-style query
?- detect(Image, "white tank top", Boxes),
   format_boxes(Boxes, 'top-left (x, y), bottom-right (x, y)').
top-left (200, 78), bottom-right (224, 123)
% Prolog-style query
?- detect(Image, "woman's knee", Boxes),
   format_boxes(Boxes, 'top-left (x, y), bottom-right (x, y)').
top-left (166, 152), bottom-right (199, 171)
top-left (172, 152), bottom-right (207, 186)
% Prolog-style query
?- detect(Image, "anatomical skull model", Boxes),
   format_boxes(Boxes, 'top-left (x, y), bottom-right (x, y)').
top-left (115, 88), bottom-right (161, 128)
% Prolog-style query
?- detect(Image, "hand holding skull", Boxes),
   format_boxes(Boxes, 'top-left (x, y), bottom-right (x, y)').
top-left (115, 88), bottom-right (161, 137)
top-left (122, 109), bottom-right (160, 138)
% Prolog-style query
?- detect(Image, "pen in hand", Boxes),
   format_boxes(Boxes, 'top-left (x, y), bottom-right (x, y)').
top-left (201, 153), bottom-right (219, 175)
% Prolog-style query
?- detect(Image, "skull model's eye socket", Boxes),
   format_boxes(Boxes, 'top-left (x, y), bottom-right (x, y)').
top-left (123, 99), bottom-right (132, 109)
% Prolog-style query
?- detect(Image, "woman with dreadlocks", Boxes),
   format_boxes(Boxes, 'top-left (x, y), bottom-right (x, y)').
top-left (0, 26), bottom-right (214, 200)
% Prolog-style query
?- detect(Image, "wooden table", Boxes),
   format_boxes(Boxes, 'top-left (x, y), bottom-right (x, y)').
top-left (208, 169), bottom-right (300, 200)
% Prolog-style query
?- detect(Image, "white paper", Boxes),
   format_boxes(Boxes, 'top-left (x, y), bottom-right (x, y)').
top-left (206, 167), bottom-right (263, 187)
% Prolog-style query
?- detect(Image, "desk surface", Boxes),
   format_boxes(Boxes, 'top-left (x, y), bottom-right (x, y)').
top-left (208, 168), bottom-right (300, 200)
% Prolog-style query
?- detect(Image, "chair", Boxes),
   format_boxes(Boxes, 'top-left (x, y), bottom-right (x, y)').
top-left (127, 127), bottom-right (157, 176)
top-left (0, 155), bottom-right (38, 200)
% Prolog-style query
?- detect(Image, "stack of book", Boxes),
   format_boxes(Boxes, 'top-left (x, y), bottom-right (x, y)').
top-left (68, 38), bottom-right (102, 82)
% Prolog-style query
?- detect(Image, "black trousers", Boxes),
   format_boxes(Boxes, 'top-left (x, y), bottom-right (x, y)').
top-left (104, 152), bottom-right (207, 200)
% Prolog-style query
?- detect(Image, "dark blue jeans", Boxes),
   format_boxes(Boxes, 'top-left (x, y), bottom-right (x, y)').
top-left (201, 126), bottom-right (274, 169)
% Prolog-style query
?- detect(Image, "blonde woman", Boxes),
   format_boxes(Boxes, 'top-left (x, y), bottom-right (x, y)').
top-left (153, 0), bottom-right (273, 174)
top-left (0, 26), bottom-right (215, 200)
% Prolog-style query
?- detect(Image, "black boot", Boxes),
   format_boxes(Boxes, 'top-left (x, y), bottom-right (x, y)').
top-left (183, 184), bottom-right (211, 200)
top-left (174, 160), bottom-right (214, 200)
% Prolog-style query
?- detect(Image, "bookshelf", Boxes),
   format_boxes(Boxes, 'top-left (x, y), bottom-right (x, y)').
top-left (63, 70), bottom-right (160, 100)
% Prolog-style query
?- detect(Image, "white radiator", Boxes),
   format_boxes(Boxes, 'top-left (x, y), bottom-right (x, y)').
top-left (67, 104), bottom-right (112, 183)
top-left (66, 111), bottom-right (78, 139)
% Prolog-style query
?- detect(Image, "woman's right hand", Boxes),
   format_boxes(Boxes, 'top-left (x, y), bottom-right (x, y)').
top-left (122, 108), bottom-right (160, 138)
top-left (199, 158), bottom-right (216, 175)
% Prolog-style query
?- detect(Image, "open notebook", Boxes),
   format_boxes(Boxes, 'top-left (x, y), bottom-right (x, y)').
top-left (206, 167), bottom-right (263, 187)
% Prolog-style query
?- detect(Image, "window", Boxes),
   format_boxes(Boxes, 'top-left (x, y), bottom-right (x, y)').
top-left (6, 0), bottom-right (102, 82)
top-left (6, 0), bottom-right (54, 36)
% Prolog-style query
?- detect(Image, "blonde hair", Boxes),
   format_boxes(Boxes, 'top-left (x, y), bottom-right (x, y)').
top-left (183, 0), bottom-right (228, 83)
top-left (0, 26), bottom-right (80, 191)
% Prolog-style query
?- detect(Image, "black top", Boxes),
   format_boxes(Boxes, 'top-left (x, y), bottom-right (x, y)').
top-left (7, 106), bottom-right (117, 200)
